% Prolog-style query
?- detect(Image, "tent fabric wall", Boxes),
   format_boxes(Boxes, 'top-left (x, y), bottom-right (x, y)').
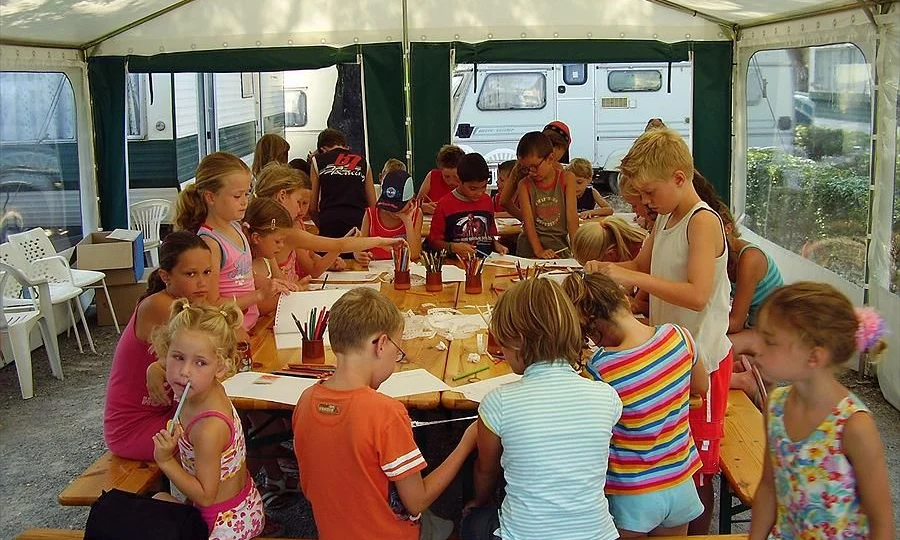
top-left (692, 41), bottom-right (733, 203)
top-left (410, 42), bottom-right (452, 183)
top-left (88, 56), bottom-right (128, 230)
top-left (361, 43), bottom-right (407, 180)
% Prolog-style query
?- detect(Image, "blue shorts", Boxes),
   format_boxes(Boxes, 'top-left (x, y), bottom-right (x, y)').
top-left (607, 478), bottom-right (704, 533)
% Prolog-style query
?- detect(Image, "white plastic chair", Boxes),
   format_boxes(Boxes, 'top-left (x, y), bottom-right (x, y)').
top-left (129, 199), bottom-right (172, 267)
top-left (484, 148), bottom-right (517, 164)
top-left (0, 241), bottom-right (95, 354)
top-left (9, 227), bottom-right (119, 334)
top-left (0, 262), bottom-right (63, 399)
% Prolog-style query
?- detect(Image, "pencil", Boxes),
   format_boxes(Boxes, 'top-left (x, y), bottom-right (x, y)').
top-left (169, 380), bottom-right (192, 435)
top-left (452, 365), bottom-right (491, 381)
top-left (321, 275), bottom-right (329, 289)
top-left (406, 290), bottom-right (434, 297)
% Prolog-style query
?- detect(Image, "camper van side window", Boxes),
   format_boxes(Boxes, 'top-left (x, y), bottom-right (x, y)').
top-left (608, 70), bottom-right (662, 92)
top-left (477, 73), bottom-right (546, 111)
top-left (285, 89), bottom-right (308, 128)
top-left (562, 64), bottom-right (588, 86)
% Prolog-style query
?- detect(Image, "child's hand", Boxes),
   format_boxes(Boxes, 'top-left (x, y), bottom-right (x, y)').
top-left (330, 257), bottom-right (347, 271)
top-left (537, 248), bottom-right (558, 259)
top-left (146, 363), bottom-right (171, 407)
top-left (452, 242), bottom-right (477, 257)
top-left (584, 260), bottom-right (611, 274)
top-left (296, 276), bottom-right (312, 291)
top-left (493, 241), bottom-right (509, 256)
top-left (381, 237), bottom-right (408, 249)
top-left (421, 201), bottom-right (437, 214)
top-left (274, 277), bottom-right (300, 292)
top-left (397, 201), bottom-right (417, 222)
top-left (354, 251), bottom-right (373, 265)
top-left (579, 210), bottom-right (594, 219)
top-left (153, 424), bottom-right (182, 465)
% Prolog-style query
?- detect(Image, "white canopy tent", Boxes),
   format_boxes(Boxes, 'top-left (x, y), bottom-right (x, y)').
top-left (1, 0), bottom-right (899, 409)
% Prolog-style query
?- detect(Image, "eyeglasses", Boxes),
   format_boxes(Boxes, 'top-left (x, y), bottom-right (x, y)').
top-left (372, 334), bottom-right (408, 364)
top-left (519, 157), bottom-right (546, 174)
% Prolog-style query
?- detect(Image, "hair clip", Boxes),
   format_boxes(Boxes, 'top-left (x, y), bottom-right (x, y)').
top-left (219, 309), bottom-right (228, 318)
top-left (241, 221), bottom-right (250, 229)
top-left (181, 303), bottom-right (191, 311)
top-left (270, 218), bottom-right (277, 230)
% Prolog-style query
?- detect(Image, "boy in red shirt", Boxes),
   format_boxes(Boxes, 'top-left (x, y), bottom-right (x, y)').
top-left (428, 153), bottom-right (509, 258)
top-left (293, 288), bottom-right (477, 540)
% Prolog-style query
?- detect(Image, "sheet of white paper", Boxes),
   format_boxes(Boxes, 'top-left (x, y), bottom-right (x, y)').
top-left (452, 373), bottom-right (522, 402)
top-left (319, 282), bottom-right (382, 291)
top-left (367, 261), bottom-right (467, 283)
top-left (108, 228), bottom-right (142, 241)
top-left (223, 371), bottom-right (317, 406)
top-left (495, 217), bottom-right (522, 228)
top-left (483, 253), bottom-right (582, 269)
top-left (274, 289), bottom-right (351, 346)
top-left (311, 271), bottom-right (381, 283)
top-left (376, 369), bottom-right (452, 398)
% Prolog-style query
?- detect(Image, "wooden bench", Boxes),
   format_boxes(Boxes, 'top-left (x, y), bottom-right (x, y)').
top-left (57, 451), bottom-right (163, 506)
top-left (718, 389), bottom-right (766, 533)
top-left (17, 530), bottom-right (747, 540)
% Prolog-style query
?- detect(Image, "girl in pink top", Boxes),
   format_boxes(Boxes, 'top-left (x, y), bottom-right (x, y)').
top-left (103, 232), bottom-right (211, 461)
top-left (176, 152), bottom-right (281, 333)
top-left (151, 300), bottom-right (264, 540)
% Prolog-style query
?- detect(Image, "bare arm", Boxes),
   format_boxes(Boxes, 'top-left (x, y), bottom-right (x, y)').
top-left (843, 412), bottom-right (895, 539)
top-left (283, 226), bottom-right (402, 254)
top-left (309, 160), bottom-right (321, 221)
top-left (499, 165), bottom-right (524, 220)
top-left (401, 207), bottom-right (424, 261)
top-left (690, 356), bottom-right (709, 395)
top-left (364, 168), bottom-right (377, 208)
top-left (517, 182), bottom-right (547, 257)
top-left (201, 236), bottom-right (264, 310)
top-left (728, 248), bottom-right (767, 333)
top-left (470, 418), bottom-right (503, 506)
top-left (593, 189), bottom-right (613, 210)
top-left (395, 423), bottom-right (477, 515)
top-left (417, 174), bottom-right (436, 214)
top-left (749, 408), bottom-right (777, 539)
top-left (563, 172), bottom-right (579, 243)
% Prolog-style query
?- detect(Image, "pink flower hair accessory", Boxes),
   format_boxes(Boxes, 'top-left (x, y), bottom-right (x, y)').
top-left (854, 307), bottom-right (887, 353)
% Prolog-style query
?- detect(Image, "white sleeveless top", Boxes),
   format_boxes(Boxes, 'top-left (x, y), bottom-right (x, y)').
top-left (649, 201), bottom-right (731, 373)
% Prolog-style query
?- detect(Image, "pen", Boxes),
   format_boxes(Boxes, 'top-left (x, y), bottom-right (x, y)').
top-left (169, 380), bottom-right (192, 435)
top-left (452, 365), bottom-right (491, 381)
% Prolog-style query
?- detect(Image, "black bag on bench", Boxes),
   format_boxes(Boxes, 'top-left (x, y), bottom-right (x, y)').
top-left (85, 488), bottom-right (208, 540)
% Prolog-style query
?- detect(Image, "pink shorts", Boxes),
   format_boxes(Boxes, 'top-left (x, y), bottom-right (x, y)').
top-left (196, 477), bottom-right (265, 540)
top-left (690, 349), bottom-right (733, 476)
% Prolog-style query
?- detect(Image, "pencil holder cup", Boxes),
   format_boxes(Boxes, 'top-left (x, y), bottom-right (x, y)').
top-left (465, 273), bottom-right (483, 294)
top-left (394, 270), bottom-right (411, 290)
top-left (425, 271), bottom-right (443, 292)
top-left (487, 332), bottom-right (504, 357)
top-left (301, 339), bottom-right (326, 364)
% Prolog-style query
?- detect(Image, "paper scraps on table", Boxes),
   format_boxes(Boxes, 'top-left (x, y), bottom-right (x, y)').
top-left (223, 372), bottom-right (318, 406)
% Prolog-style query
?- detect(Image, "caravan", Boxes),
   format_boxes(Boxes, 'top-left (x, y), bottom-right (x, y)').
top-left (452, 62), bottom-right (693, 189)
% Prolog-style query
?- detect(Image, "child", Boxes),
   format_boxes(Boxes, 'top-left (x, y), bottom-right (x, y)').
top-left (498, 122), bottom-right (571, 220)
top-left (381, 157), bottom-right (407, 180)
top-left (309, 128), bottom-right (377, 238)
top-left (585, 128), bottom-right (733, 534)
top-left (571, 217), bottom-right (647, 265)
top-left (151, 300), bottom-right (264, 539)
top-left (562, 273), bottom-right (707, 537)
top-left (293, 287), bottom-right (477, 540)
top-left (251, 133), bottom-right (290, 178)
top-left (719, 205), bottom-right (783, 406)
top-left (243, 197), bottom-right (304, 315)
top-left (492, 159), bottom-right (516, 216)
top-left (461, 278), bottom-right (622, 540)
top-left (749, 282), bottom-right (893, 539)
top-left (417, 144), bottom-right (465, 214)
top-left (256, 162), bottom-right (381, 279)
top-left (427, 152), bottom-right (508, 258)
top-left (104, 232), bottom-right (211, 462)
top-left (618, 174), bottom-right (657, 232)
top-left (513, 132), bottom-right (579, 259)
top-left (354, 170), bottom-right (423, 263)
top-left (567, 158), bottom-right (613, 218)
top-left (176, 152), bottom-right (276, 333)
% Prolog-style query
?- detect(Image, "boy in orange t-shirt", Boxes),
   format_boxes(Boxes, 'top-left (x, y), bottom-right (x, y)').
top-left (293, 288), bottom-right (477, 540)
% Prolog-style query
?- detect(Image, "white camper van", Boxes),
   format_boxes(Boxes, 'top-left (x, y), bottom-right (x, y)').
top-left (451, 62), bottom-right (693, 188)
top-left (284, 66), bottom-right (339, 159)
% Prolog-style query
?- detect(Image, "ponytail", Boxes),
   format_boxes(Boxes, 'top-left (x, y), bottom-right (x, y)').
top-left (174, 152), bottom-right (250, 232)
top-left (175, 185), bottom-right (207, 232)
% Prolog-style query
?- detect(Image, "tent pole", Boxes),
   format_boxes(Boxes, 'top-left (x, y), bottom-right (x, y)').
top-left (79, 0), bottom-right (204, 52)
top-left (402, 0), bottom-right (413, 168)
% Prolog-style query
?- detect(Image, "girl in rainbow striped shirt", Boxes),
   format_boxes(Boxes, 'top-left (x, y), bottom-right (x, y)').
top-left (563, 273), bottom-right (709, 537)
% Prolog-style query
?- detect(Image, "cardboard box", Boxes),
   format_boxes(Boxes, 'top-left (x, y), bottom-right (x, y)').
top-left (95, 268), bottom-right (155, 327)
top-left (76, 229), bottom-right (145, 286)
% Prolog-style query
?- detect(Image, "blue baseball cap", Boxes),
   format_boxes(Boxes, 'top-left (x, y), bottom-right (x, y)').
top-left (378, 170), bottom-right (415, 212)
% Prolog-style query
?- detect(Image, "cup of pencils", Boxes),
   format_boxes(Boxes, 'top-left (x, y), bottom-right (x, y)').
top-left (422, 250), bottom-right (445, 293)
top-left (464, 255), bottom-right (485, 294)
top-left (393, 245), bottom-right (411, 291)
top-left (292, 309), bottom-right (329, 364)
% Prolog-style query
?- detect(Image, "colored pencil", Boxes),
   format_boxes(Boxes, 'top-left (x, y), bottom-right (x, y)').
top-left (291, 313), bottom-right (308, 341)
top-left (452, 365), bottom-right (491, 381)
top-left (170, 380), bottom-right (192, 435)
top-left (321, 275), bottom-right (329, 289)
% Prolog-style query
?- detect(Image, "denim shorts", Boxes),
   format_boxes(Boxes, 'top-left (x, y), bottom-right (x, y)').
top-left (607, 478), bottom-right (704, 533)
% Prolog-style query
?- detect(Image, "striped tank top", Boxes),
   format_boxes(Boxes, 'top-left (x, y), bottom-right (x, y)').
top-left (587, 324), bottom-right (702, 494)
top-left (198, 222), bottom-right (259, 331)
top-left (731, 244), bottom-right (784, 327)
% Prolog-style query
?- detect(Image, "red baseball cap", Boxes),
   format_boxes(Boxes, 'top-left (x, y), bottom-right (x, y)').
top-left (543, 121), bottom-right (571, 146)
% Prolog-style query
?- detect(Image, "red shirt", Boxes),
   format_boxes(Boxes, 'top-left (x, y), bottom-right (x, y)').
top-left (366, 206), bottom-right (421, 260)
top-left (294, 384), bottom-right (426, 540)
top-left (425, 169), bottom-right (454, 203)
top-left (428, 190), bottom-right (498, 254)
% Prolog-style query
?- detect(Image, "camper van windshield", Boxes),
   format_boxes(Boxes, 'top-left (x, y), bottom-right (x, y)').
top-left (608, 70), bottom-right (662, 92)
top-left (477, 72), bottom-right (546, 111)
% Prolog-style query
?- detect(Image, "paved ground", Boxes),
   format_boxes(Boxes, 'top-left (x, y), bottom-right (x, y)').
top-left (2, 314), bottom-right (899, 539)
